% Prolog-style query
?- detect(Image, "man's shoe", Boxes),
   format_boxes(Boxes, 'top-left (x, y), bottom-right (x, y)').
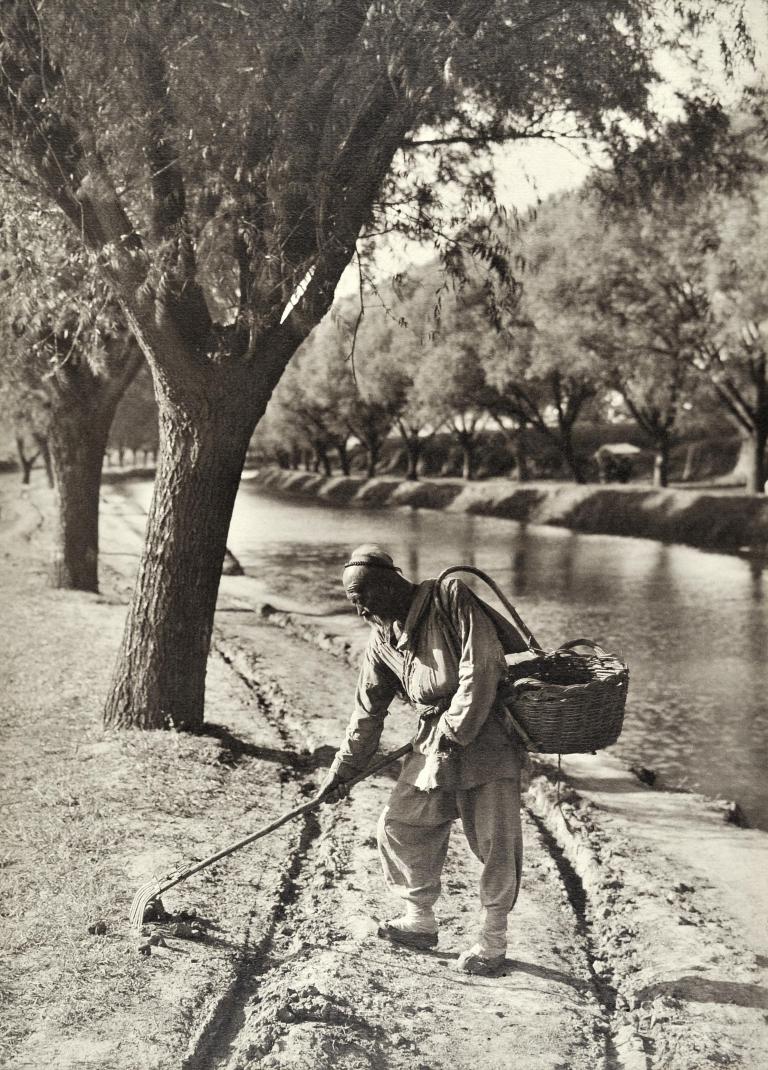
top-left (378, 920), bottom-right (438, 950)
top-left (457, 945), bottom-right (506, 976)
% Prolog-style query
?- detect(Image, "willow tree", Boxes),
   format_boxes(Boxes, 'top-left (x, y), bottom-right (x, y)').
top-left (0, 0), bottom-right (747, 729)
top-left (0, 183), bottom-right (141, 590)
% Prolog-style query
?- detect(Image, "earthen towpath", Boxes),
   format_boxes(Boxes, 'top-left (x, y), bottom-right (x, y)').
top-left (1, 472), bottom-right (766, 1070)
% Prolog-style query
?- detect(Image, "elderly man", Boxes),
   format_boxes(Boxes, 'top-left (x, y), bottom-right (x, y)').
top-left (321, 543), bottom-right (529, 976)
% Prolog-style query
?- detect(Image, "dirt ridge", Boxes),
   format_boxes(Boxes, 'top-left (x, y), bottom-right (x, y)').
top-left (527, 772), bottom-right (768, 1069)
top-left (181, 645), bottom-right (330, 1070)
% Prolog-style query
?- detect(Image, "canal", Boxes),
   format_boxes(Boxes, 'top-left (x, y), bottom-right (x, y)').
top-left (131, 478), bottom-right (768, 828)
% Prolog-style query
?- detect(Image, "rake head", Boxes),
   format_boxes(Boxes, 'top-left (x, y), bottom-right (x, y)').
top-left (129, 870), bottom-right (182, 931)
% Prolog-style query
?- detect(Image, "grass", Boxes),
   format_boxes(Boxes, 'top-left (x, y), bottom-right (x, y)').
top-left (0, 489), bottom-right (285, 1066)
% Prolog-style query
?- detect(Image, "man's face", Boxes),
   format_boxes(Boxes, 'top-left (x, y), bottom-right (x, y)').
top-left (344, 573), bottom-right (398, 628)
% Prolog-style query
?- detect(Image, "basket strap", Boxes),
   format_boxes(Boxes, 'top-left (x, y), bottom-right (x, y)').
top-left (435, 565), bottom-right (543, 653)
top-left (430, 580), bottom-right (535, 751)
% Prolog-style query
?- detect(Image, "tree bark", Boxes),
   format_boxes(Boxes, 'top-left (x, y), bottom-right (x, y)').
top-left (48, 408), bottom-right (111, 590)
top-left (365, 443), bottom-right (380, 479)
top-left (560, 433), bottom-right (586, 484)
top-left (405, 438), bottom-right (421, 480)
top-left (652, 440), bottom-right (671, 488)
top-left (461, 439), bottom-right (475, 481)
top-left (741, 428), bottom-right (768, 494)
top-left (315, 443), bottom-right (332, 476)
top-left (514, 424), bottom-right (529, 482)
top-left (337, 440), bottom-right (351, 476)
top-left (15, 435), bottom-right (38, 484)
top-left (103, 381), bottom-right (256, 730)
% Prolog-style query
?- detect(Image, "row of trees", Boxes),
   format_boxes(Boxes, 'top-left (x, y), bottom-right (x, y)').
top-left (257, 102), bottom-right (767, 491)
top-left (0, 182), bottom-right (143, 587)
top-left (0, 1), bottom-right (756, 729)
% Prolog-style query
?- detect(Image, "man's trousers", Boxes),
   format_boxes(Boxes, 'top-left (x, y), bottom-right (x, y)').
top-left (377, 772), bottom-right (523, 952)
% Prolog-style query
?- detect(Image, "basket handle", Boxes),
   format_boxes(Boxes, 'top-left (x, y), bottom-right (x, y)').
top-left (435, 565), bottom-right (543, 653)
top-left (555, 638), bottom-right (609, 658)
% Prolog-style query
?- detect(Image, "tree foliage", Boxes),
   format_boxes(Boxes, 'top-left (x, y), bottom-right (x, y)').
top-left (0, 0), bottom-right (754, 725)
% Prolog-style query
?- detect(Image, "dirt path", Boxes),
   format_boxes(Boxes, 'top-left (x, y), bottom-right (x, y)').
top-left (102, 479), bottom-right (768, 1070)
top-left (203, 617), bottom-right (609, 1070)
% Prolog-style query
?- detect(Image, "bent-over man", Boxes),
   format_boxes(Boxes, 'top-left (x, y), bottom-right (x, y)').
top-left (321, 543), bottom-right (529, 976)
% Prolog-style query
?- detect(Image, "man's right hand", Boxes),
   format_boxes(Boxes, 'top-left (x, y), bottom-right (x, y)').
top-left (318, 765), bottom-right (354, 804)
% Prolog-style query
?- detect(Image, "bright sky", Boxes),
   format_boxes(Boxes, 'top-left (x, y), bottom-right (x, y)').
top-left (340, 0), bottom-right (767, 291)
top-left (496, 0), bottom-right (767, 212)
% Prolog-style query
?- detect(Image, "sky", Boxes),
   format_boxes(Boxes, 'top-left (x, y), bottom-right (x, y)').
top-left (337, 0), bottom-right (768, 291)
top-left (494, 0), bottom-right (768, 212)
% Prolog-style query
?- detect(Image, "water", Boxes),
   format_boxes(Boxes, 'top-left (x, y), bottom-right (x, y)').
top-left (128, 479), bottom-right (768, 828)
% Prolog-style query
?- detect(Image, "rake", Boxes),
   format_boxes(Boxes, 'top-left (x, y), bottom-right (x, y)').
top-left (129, 740), bottom-right (412, 931)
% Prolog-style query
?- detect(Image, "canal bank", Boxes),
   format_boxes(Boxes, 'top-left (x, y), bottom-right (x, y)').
top-left (254, 468), bottom-right (768, 555)
top-left (4, 473), bottom-right (766, 1069)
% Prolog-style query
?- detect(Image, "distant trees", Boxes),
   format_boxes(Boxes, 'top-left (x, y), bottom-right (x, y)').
top-left (590, 101), bottom-right (768, 492)
top-left (468, 199), bottom-right (602, 484)
top-left (0, 0), bottom-right (757, 729)
top-left (108, 366), bottom-right (158, 467)
top-left (261, 124), bottom-right (768, 494)
top-left (534, 198), bottom-right (703, 487)
top-left (698, 169), bottom-right (768, 493)
top-left (270, 323), bottom-right (356, 475)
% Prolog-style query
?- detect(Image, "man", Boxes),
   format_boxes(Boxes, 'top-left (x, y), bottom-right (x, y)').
top-left (320, 543), bottom-right (529, 976)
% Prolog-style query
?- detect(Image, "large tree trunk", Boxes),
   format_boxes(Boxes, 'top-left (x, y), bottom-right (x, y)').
top-left (104, 382), bottom-right (256, 730)
top-left (48, 408), bottom-right (111, 590)
top-left (45, 343), bottom-right (142, 592)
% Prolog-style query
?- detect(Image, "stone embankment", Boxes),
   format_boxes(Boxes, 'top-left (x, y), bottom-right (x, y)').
top-left (254, 468), bottom-right (768, 554)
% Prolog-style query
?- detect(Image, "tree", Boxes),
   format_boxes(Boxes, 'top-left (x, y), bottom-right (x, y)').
top-left (0, 185), bottom-right (142, 590)
top-left (548, 199), bottom-right (705, 487)
top-left (482, 198), bottom-right (604, 483)
top-left (412, 294), bottom-right (495, 480)
top-left (382, 276), bottom-right (450, 481)
top-left (283, 318), bottom-right (359, 475)
top-left (593, 97), bottom-right (768, 491)
top-left (699, 170), bottom-right (768, 492)
top-left (0, 375), bottom-right (52, 486)
top-left (0, 0), bottom-right (744, 728)
top-left (108, 365), bottom-right (159, 466)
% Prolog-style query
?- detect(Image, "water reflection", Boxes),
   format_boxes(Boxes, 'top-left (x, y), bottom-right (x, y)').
top-left (119, 481), bottom-right (765, 829)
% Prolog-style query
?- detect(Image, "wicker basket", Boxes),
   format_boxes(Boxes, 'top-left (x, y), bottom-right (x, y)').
top-left (500, 640), bottom-right (629, 754)
top-left (434, 567), bottom-right (629, 755)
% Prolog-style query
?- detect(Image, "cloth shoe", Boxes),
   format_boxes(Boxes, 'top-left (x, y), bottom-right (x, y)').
top-left (457, 942), bottom-right (506, 976)
top-left (377, 911), bottom-right (438, 950)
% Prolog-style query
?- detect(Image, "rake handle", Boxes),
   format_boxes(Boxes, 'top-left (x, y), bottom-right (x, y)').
top-left (155, 741), bottom-right (413, 896)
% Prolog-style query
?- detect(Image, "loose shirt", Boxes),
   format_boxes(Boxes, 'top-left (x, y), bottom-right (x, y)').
top-left (332, 577), bottom-right (527, 790)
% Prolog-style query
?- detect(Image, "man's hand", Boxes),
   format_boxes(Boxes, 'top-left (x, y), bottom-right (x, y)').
top-left (318, 764), bottom-right (354, 804)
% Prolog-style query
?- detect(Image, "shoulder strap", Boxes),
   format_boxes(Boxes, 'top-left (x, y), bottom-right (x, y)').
top-left (434, 566), bottom-right (542, 655)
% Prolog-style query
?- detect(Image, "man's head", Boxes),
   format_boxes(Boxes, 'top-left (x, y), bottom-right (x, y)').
top-left (342, 544), bottom-right (412, 628)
